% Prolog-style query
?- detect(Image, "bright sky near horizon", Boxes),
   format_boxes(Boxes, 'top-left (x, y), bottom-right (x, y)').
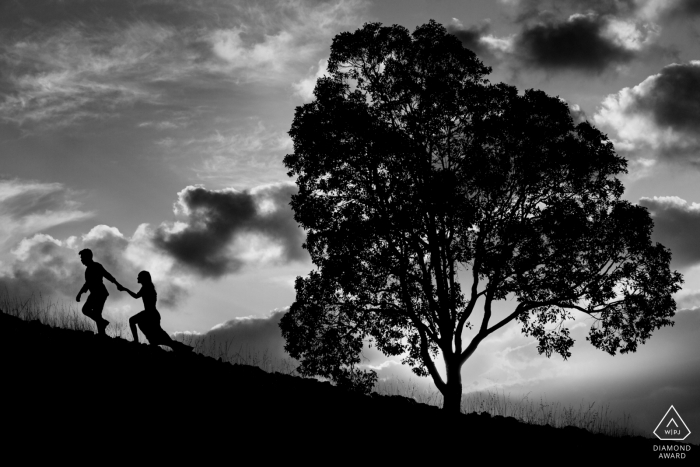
top-left (1, 0), bottom-right (699, 443)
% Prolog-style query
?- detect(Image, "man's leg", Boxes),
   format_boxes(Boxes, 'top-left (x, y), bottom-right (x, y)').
top-left (82, 295), bottom-right (98, 324)
top-left (84, 293), bottom-right (109, 335)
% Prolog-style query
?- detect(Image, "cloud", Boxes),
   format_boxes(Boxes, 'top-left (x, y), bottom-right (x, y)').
top-left (0, 181), bottom-right (306, 308)
top-left (449, 13), bottom-right (649, 74)
top-left (446, 20), bottom-right (498, 59)
top-left (292, 58), bottom-right (329, 101)
top-left (173, 307), bottom-right (293, 363)
top-left (673, 289), bottom-right (700, 310)
top-left (138, 120), bottom-right (186, 130)
top-left (484, 1), bottom-right (682, 74)
top-left (186, 119), bottom-right (294, 187)
top-left (206, 0), bottom-right (364, 82)
top-left (638, 196), bottom-right (700, 269)
top-left (0, 23), bottom-right (171, 128)
top-left (0, 225), bottom-right (187, 309)
top-left (0, 0), bottom-right (366, 128)
top-left (0, 178), bottom-right (92, 254)
top-left (650, 0), bottom-right (700, 20)
top-left (500, 0), bottom-right (695, 23)
top-left (516, 14), bottom-right (636, 73)
top-left (593, 62), bottom-right (700, 167)
top-left (203, 0), bottom-right (364, 85)
top-left (153, 183), bottom-right (306, 278)
top-left (567, 102), bottom-right (588, 125)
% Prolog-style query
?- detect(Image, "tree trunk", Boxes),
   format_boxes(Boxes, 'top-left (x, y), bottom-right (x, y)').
top-left (442, 358), bottom-right (463, 414)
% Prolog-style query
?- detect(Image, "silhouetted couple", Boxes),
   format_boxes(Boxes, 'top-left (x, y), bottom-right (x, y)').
top-left (76, 249), bottom-right (191, 353)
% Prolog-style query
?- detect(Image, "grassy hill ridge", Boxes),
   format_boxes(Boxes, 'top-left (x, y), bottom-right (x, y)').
top-left (1, 311), bottom-right (693, 463)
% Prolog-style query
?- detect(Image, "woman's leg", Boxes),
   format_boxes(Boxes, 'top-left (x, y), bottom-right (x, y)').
top-left (129, 311), bottom-right (145, 343)
top-left (169, 340), bottom-right (193, 353)
top-left (152, 328), bottom-right (192, 352)
top-left (147, 326), bottom-right (192, 352)
top-left (139, 311), bottom-right (170, 347)
top-left (136, 310), bottom-right (191, 352)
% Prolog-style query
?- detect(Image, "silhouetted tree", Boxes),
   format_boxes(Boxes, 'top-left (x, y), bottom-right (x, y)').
top-left (280, 20), bottom-right (683, 413)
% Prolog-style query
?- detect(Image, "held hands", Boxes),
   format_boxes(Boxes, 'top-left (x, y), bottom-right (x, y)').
top-left (116, 284), bottom-right (125, 292)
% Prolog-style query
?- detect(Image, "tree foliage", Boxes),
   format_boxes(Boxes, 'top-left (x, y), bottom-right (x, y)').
top-left (280, 20), bottom-right (683, 410)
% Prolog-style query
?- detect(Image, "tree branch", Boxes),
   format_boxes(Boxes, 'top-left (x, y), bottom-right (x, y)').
top-left (455, 224), bottom-right (486, 352)
top-left (412, 315), bottom-right (446, 392)
top-left (484, 302), bottom-right (529, 337)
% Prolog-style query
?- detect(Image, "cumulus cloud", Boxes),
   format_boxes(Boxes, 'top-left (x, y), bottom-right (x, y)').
top-left (0, 181), bottom-right (307, 308)
top-left (567, 102), bottom-right (588, 125)
top-left (0, 225), bottom-right (187, 308)
top-left (673, 289), bottom-right (700, 310)
top-left (638, 196), bottom-right (700, 269)
top-left (153, 183), bottom-right (306, 278)
top-left (593, 62), bottom-right (700, 167)
top-left (173, 308), bottom-right (293, 362)
top-left (0, 178), bottom-right (92, 254)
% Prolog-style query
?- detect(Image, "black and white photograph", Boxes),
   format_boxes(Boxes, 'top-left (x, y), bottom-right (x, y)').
top-left (1, 0), bottom-right (698, 462)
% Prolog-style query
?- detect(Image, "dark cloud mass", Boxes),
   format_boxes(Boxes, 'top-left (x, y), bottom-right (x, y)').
top-left (638, 196), bottom-right (700, 269)
top-left (517, 15), bottom-right (634, 73)
top-left (449, 9), bottom-right (643, 74)
top-left (154, 183), bottom-right (306, 278)
top-left (631, 62), bottom-right (700, 136)
top-left (446, 22), bottom-right (492, 58)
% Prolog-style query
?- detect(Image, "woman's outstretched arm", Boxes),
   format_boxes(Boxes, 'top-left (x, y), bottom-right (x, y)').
top-left (118, 284), bottom-right (141, 299)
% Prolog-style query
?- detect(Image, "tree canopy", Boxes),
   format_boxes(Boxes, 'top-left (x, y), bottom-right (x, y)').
top-left (280, 20), bottom-right (683, 412)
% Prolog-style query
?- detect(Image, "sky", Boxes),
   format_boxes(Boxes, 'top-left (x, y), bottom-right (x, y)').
top-left (1, 0), bottom-right (699, 443)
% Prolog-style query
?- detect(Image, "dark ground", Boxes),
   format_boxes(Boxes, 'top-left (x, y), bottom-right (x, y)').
top-left (1, 311), bottom-right (694, 463)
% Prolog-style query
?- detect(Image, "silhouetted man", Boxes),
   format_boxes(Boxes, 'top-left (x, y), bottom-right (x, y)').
top-left (76, 249), bottom-right (122, 336)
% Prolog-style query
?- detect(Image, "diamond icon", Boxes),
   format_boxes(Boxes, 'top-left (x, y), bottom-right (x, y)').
top-left (654, 405), bottom-right (691, 441)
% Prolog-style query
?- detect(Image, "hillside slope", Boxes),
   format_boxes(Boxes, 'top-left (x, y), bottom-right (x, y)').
top-left (1, 312), bottom-right (693, 463)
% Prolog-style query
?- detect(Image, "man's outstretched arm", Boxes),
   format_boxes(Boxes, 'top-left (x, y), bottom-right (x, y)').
top-left (100, 265), bottom-right (122, 289)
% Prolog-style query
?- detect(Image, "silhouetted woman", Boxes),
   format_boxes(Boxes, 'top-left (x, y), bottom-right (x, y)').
top-left (119, 271), bottom-right (192, 353)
